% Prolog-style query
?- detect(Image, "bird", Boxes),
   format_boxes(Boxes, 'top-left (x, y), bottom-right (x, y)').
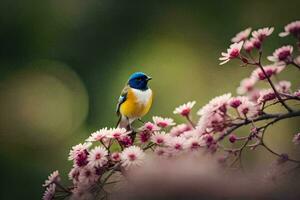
top-left (116, 72), bottom-right (153, 130)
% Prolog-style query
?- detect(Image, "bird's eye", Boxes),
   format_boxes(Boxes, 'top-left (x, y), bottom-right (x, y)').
top-left (136, 78), bottom-right (142, 81)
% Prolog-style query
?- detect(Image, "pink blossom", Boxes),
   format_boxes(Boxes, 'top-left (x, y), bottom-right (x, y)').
top-left (87, 146), bottom-right (108, 168)
top-left (257, 89), bottom-right (276, 104)
top-left (229, 96), bottom-right (243, 108)
top-left (292, 133), bottom-right (300, 145)
top-left (173, 101), bottom-right (196, 116)
top-left (139, 122), bottom-right (160, 132)
top-left (169, 124), bottom-right (192, 137)
top-left (68, 166), bottom-right (80, 184)
top-left (243, 39), bottom-right (255, 52)
top-left (219, 41), bottom-right (244, 65)
top-left (119, 135), bottom-right (133, 147)
top-left (107, 127), bottom-right (128, 139)
top-left (267, 45), bottom-right (293, 63)
top-left (231, 27), bottom-right (252, 43)
top-left (166, 136), bottom-right (187, 152)
top-left (78, 166), bottom-right (99, 185)
top-left (250, 37), bottom-right (262, 49)
top-left (229, 134), bottom-right (237, 143)
top-left (139, 130), bottom-right (151, 143)
top-left (251, 65), bottom-right (285, 80)
top-left (43, 170), bottom-right (61, 187)
top-left (279, 20), bottom-right (300, 37)
top-left (252, 27), bottom-right (274, 41)
top-left (276, 81), bottom-right (291, 93)
top-left (42, 184), bottom-right (56, 200)
top-left (197, 93), bottom-right (231, 116)
top-left (237, 97), bottom-right (258, 118)
top-left (86, 128), bottom-right (109, 142)
top-left (185, 136), bottom-right (205, 151)
top-left (111, 152), bottom-right (121, 162)
top-left (294, 90), bottom-right (300, 97)
top-left (237, 78), bottom-right (257, 95)
top-left (153, 116), bottom-right (175, 128)
top-left (121, 146), bottom-right (145, 169)
top-left (151, 132), bottom-right (168, 145)
top-left (69, 143), bottom-right (91, 167)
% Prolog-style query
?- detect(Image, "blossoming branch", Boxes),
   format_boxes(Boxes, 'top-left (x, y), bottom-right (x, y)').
top-left (42, 20), bottom-right (300, 200)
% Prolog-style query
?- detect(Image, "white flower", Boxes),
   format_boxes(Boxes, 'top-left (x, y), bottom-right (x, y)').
top-left (231, 27), bottom-right (252, 43)
top-left (43, 170), bottom-right (61, 187)
top-left (279, 20), bottom-right (300, 37)
top-left (276, 81), bottom-right (291, 93)
top-left (121, 146), bottom-right (145, 169)
top-left (251, 65), bottom-right (285, 81)
top-left (169, 124), bottom-right (192, 137)
top-left (185, 136), bottom-right (205, 151)
top-left (86, 128), bottom-right (109, 142)
top-left (107, 127), bottom-right (128, 139)
top-left (252, 27), bottom-right (274, 41)
top-left (237, 97), bottom-right (259, 118)
top-left (237, 77), bottom-right (257, 95)
top-left (68, 143), bottom-right (91, 161)
top-left (219, 41), bottom-right (244, 65)
top-left (42, 184), bottom-right (56, 200)
top-left (87, 146), bottom-right (108, 168)
top-left (267, 45), bottom-right (293, 63)
top-left (173, 101), bottom-right (196, 116)
top-left (152, 116), bottom-right (176, 128)
top-left (78, 166), bottom-right (98, 185)
top-left (197, 93), bottom-right (231, 116)
top-left (151, 132), bottom-right (168, 145)
top-left (166, 136), bottom-right (187, 152)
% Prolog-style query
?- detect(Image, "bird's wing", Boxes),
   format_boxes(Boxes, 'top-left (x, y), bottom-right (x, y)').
top-left (116, 85), bottom-right (129, 116)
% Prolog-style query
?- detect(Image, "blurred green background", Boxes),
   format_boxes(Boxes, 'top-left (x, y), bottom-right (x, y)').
top-left (0, 0), bottom-right (300, 199)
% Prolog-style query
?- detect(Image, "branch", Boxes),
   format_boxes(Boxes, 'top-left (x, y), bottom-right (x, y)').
top-left (218, 110), bottom-right (300, 141)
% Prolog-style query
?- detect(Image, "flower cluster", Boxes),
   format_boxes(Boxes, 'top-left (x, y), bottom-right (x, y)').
top-left (43, 20), bottom-right (300, 200)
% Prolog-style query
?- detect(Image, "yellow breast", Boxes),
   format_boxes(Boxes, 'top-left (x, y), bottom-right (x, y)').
top-left (119, 88), bottom-right (153, 119)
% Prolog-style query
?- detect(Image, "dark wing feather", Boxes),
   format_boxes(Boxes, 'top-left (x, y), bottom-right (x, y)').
top-left (116, 85), bottom-right (129, 116)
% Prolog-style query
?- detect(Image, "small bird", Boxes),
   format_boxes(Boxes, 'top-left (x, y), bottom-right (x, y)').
top-left (116, 72), bottom-right (153, 130)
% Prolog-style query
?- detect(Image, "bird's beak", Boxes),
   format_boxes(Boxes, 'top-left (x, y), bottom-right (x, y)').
top-left (147, 76), bottom-right (152, 81)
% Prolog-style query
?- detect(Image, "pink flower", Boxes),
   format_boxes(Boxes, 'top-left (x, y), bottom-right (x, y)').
top-left (237, 97), bottom-right (258, 118)
top-left (68, 167), bottom-right (80, 184)
top-left (151, 132), bottom-right (168, 145)
top-left (153, 116), bottom-right (175, 128)
top-left (121, 146), bottom-right (145, 169)
top-left (294, 90), bottom-right (300, 97)
top-left (251, 65), bottom-right (285, 80)
top-left (279, 20), bottom-right (300, 38)
top-left (197, 93), bottom-right (231, 116)
top-left (68, 143), bottom-right (91, 167)
top-left (276, 81), bottom-right (291, 93)
top-left (166, 136), bottom-right (187, 152)
top-left (219, 41), bottom-right (244, 65)
top-left (185, 136), bottom-right (205, 151)
top-left (257, 89), bottom-right (276, 104)
top-left (267, 45), bottom-right (293, 63)
top-left (86, 128), bottom-right (109, 142)
top-left (139, 122), bottom-right (160, 132)
top-left (78, 166), bottom-right (99, 185)
top-left (111, 152), bottom-right (121, 162)
top-left (231, 27), bottom-right (252, 43)
top-left (169, 124), bottom-right (192, 137)
top-left (173, 101), bottom-right (196, 116)
top-left (293, 133), bottom-right (300, 145)
top-left (119, 135), bottom-right (133, 147)
top-left (237, 78), bottom-right (257, 95)
top-left (42, 184), bottom-right (56, 200)
top-left (43, 170), bottom-right (61, 187)
top-left (139, 130), bottom-right (151, 143)
top-left (229, 134), bottom-right (237, 143)
top-left (107, 127), bottom-right (128, 139)
top-left (250, 37), bottom-right (262, 49)
top-left (243, 39), bottom-right (255, 52)
top-left (229, 97), bottom-right (242, 108)
top-left (87, 146), bottom-right (108, 168)
top-left (252, 27), bottom-right (274, 41)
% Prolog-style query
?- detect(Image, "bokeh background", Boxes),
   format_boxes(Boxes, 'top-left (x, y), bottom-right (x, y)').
top-left (0, 0), bottom-right (300, 199)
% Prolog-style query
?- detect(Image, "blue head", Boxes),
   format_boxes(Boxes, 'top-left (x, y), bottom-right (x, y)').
top-left (128, 72), bottom-right (152, 90)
